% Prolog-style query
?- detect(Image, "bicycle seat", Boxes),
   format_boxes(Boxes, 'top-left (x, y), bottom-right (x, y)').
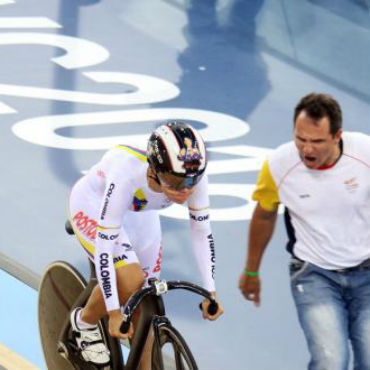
top-left (65, 220), bottom-right (75, 235)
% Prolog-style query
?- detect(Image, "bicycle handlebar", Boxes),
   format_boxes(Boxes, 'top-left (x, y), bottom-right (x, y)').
top-left (119, 280), bottom-right (218, 334)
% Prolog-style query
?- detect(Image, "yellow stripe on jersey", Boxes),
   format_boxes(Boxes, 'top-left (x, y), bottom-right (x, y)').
top-left (115, 145), bottom-right (147, 162)
top-left (72, 221), bottom-right (127, 270)
top-left (73, 224), bottom-right (96, 256)
top-left (252, 160), bottom-right (280, 211)
top-left (188, 205), bottom-right (210, 211)
top-left (114, 259), bottom-right (127, 269)
top-left (97, 225), bottom-right (120, 231)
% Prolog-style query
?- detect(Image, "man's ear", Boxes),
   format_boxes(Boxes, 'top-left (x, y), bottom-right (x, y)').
top-left (334, 129), bottom-right (342, 143)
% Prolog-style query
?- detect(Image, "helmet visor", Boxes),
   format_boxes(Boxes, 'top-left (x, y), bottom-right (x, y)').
top-left (157, 172), bottom-right (203, 191)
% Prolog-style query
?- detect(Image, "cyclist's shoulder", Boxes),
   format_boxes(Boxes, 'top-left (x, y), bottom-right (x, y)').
top-left (187, 173), bottom-right (210, 210)
top-left (93, 145), bottom-right (147, 186)
top-left (103, 145), bottom-right (147, 169)
top-left (113, 145), bottom-right (147, 162)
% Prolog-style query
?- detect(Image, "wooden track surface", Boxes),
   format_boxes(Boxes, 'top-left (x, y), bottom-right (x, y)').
top-left (0, 342), bottom-right (40, 370)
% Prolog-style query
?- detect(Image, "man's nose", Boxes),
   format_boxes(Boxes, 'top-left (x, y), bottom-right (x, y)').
top-left (302, 143), bottom-right (314, 154)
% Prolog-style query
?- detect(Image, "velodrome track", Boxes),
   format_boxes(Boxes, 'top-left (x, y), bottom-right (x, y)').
top-left (0, 0), bottom-right (369, 369)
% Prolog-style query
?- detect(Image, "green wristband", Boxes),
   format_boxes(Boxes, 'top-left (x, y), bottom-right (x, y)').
top-left (244, 269), bottom-right (259, 277)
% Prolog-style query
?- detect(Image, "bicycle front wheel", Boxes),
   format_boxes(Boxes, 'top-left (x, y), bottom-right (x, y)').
top-left (152, 323), bottom-right (198, 370)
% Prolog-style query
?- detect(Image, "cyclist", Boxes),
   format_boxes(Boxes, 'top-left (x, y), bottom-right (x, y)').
top-left (68, 121), bottom-right (224, 368)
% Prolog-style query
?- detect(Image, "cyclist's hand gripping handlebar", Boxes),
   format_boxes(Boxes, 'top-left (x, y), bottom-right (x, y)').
top-left (119, 279), bottom-right (220, 334)
top-left (120, 301), bottom-right (219, 334)
top-left (199, 299), bottom-right (219, 315)
top-left (120, 316), bottom-right (130, 335)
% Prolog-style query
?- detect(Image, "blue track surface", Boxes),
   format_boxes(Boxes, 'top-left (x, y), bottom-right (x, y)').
top-left (0, 269), bottom-right (44, 369)
top-left (0, 0), bottom-right (369, 369)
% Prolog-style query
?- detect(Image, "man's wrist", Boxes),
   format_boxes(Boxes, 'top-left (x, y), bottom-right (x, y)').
top-left (244, 269), bottom-right (259, 277)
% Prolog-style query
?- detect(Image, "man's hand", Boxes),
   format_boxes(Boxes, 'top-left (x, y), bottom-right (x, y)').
top-left (201, 293), bottom-right (224, 321)
top-left (239, 273), bottom-right (261, 307)
top-left (108, 309), bottom-right (134, 340)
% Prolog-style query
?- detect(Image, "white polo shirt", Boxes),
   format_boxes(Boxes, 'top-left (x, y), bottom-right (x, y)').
top-left (253, 132), bottom-right (370, 270)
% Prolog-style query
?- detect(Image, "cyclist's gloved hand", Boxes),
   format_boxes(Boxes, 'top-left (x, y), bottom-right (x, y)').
top-left (201, 292), bottom-right (224, 321)
top-left (108, 309), bottom-right (134, 340)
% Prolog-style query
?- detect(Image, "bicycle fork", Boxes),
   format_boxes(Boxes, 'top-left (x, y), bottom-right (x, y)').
top-left (152, 316), bottom-right (172, 370)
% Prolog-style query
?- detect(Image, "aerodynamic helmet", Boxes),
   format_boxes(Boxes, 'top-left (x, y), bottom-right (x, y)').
top-left (147, 121), bottom-right (207, 188)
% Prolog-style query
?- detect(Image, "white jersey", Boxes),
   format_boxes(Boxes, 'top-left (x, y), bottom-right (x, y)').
top-left (69, 145), bottom-right (215, 311)
top-left (253, 132), bottom-right (370, 270)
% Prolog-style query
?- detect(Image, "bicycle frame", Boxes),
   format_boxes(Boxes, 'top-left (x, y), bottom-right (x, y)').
top-left (57, 259), bottom-right (167, 370)
top-left (124, 294), bottom-right (167, 370)
top-left (57, 221), bottom-right (213, 370)
top-left (120, 279), bottom-right (217, 370)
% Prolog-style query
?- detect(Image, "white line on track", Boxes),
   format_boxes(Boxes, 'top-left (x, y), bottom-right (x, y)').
top-left (0, 17), bottom-right (61, 28)
top-left (0, 1), bottom-right (15, 5)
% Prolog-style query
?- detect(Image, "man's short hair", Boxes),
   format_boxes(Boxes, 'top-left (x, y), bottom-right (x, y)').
top-left (294, 93), bottom-right (342, 135)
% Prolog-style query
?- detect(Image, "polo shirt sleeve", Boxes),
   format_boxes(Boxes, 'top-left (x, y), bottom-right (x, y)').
top-left (252, 160), bottom-right (280, 212)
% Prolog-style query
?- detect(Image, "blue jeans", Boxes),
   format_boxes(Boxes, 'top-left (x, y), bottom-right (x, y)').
top-left (290, 259), bottom-right (370, 370)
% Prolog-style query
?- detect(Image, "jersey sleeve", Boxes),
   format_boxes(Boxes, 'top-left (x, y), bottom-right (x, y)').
top-left (187, 174), bottom-right (216, 292)
top-left (252, 160), bottom-right (280, 212)
top-left (95, 169), bottom-right (133, 312)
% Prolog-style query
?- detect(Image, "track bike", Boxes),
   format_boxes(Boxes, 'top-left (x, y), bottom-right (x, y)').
top-left (38, 223), bottom-right (218, 370)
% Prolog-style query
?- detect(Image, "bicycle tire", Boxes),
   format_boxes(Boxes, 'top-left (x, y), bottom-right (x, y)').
top-left (38, 261), bottom-right (112, 370)
top-left (152, 324), bottom-right (198, 370)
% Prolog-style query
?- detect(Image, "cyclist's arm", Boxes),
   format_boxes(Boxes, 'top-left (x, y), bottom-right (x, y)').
top-left (187, 174), bottom-right (215, 293)
top-left (95, 173), bottom-right (132, 312)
